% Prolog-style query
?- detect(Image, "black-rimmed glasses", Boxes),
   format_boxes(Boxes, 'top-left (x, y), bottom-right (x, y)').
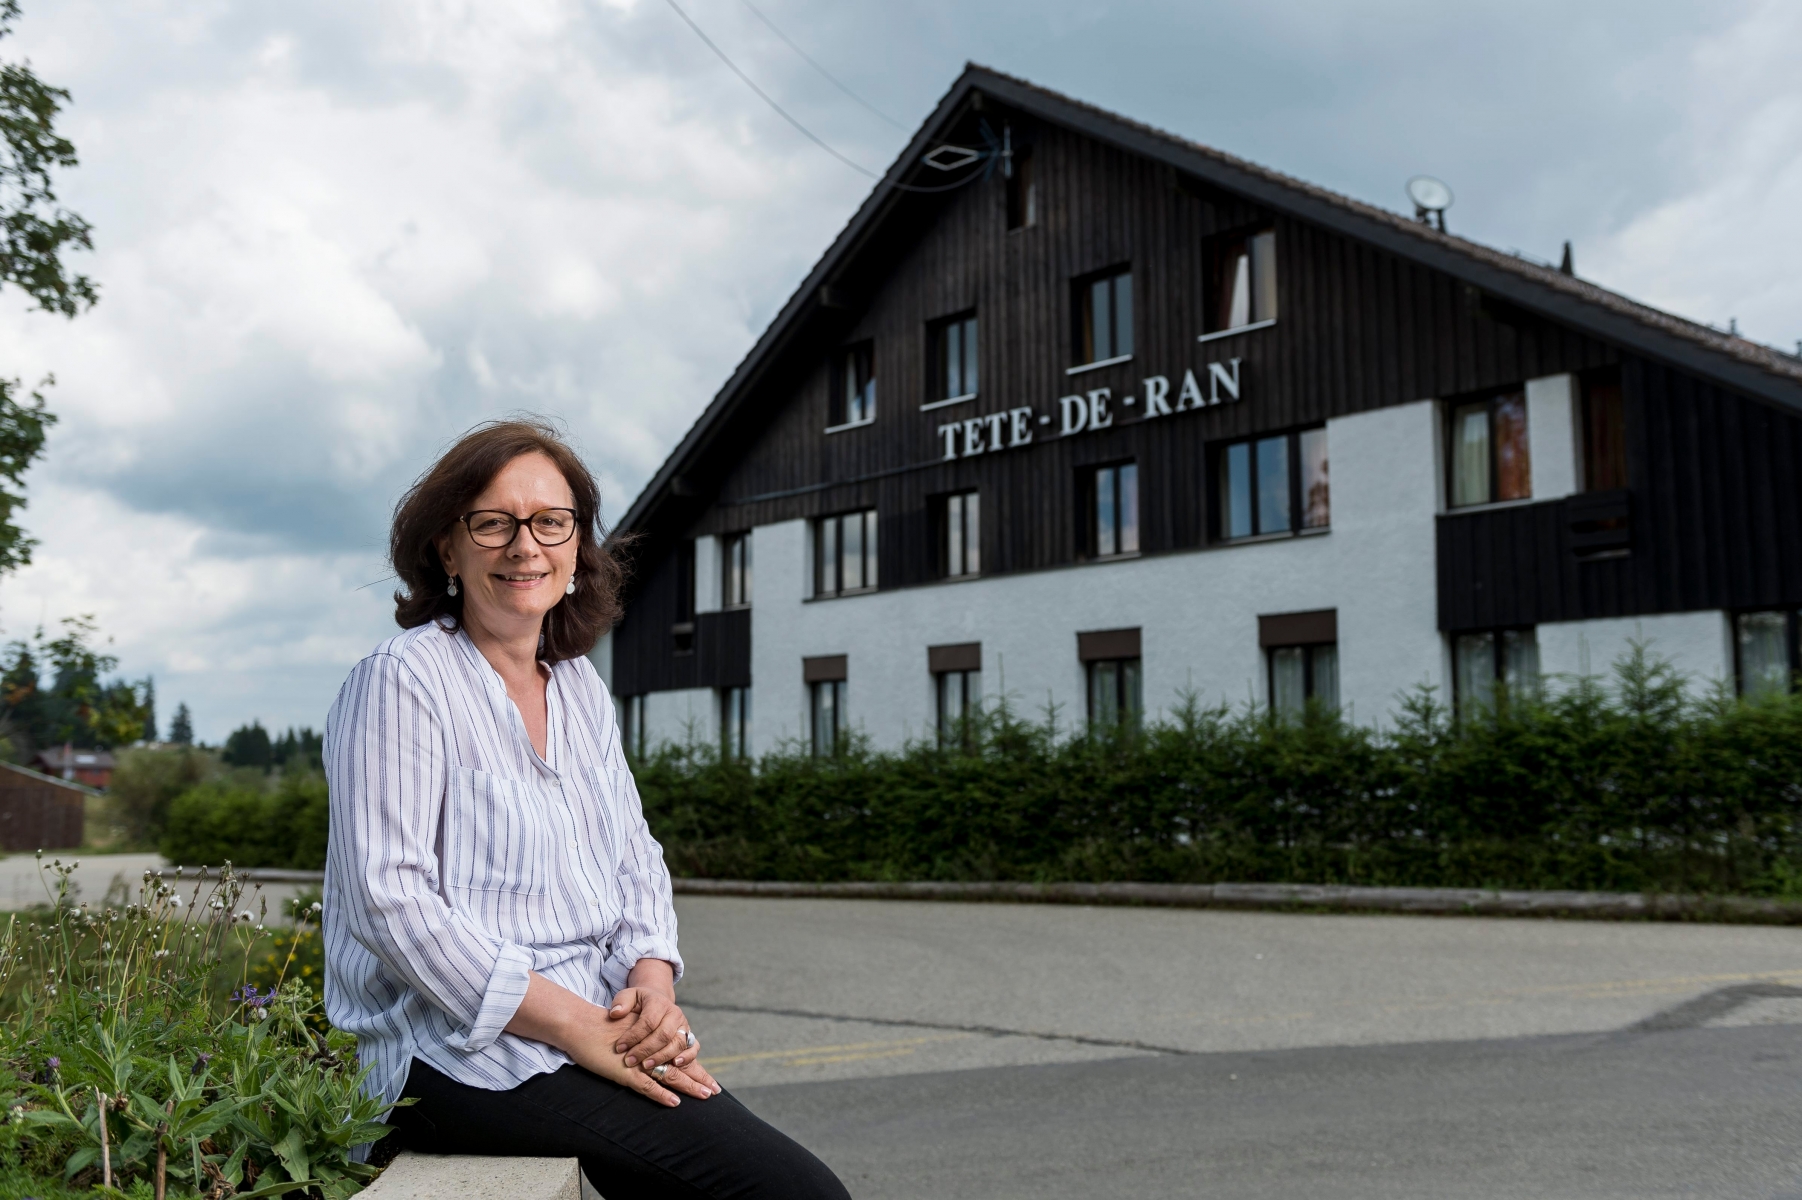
top-left (459, 508), bottom-right (579, 548)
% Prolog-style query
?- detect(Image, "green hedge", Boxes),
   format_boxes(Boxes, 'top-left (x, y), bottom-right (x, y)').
top-left (158, 770), bottom-right (329, 870)
top-left (634, 649), bottom-right (1802, 896)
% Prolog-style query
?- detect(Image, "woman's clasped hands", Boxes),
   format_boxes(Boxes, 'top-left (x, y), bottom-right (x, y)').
top-left (605, 985), bottom-right (721, 1104)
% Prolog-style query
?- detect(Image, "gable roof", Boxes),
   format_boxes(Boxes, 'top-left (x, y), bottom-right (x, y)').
top-left (617, 63), bottom-right (1802, 538)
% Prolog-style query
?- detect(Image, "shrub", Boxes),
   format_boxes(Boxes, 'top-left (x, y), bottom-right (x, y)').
top-left (159, 772), bottom-right (329, 871)
top-left (635, 648), bottom-right (1802, 895)
top-left (105, 746), bottom-right (217, 849)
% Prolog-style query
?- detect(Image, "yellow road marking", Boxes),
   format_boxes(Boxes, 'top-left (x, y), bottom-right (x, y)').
top-left (703, 1033), bottom-right (970, 1068)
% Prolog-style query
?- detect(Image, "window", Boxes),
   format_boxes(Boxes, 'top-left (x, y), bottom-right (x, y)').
top-left (1005, 144), bottom-right (1036, 230)
top-left (1087, 659), bottom-right (1142, 729)
top-left (1735, 611), bottom-right (1799, 700)
top-left (1089, 462), bottom-right (1139, 557)
top-left (1079, 628), bottom-right (1142, 730)
top-left (929, 642), bottom-right (981, 745)
top-left (1448, 391), bottom-right (1531, 507)
top-left (936, 669), bottom-right (980, 744)
top-left (1076, 268), bottom-right (1133, 365)
top-left (810, 680), bottom-right (845, 756)
top-left (1581, 370), bottom-right (1627, 491)
top-left (672, 540), bottom-right (695, 655)
top-left (1220, 427), bottom-right (1328, 540)
top-left (930, 313), bottom-right (978, 405)
top-left (1269, 645), bottom-right (1338, 717)
top-left (619, 694), bottom-right (646, 759)
top-left (1209, 228), bottom-right (1277, 332)
top-left (814, 509), bottom-right (878, 597)
top-left (719, 686), bottom-right (750, 759)
top-left (941, 491), bottom-right (980, 578)
top-left (1453, 628), bottom-right (1540, 714)
top-left (721, 531), bottom-right (751, 608)
top-left (829, 341), bottom-right (875, 429)
top-left (1260, 609), bottom-right (1338, 718)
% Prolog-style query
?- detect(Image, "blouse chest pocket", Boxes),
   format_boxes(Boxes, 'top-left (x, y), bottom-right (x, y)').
top-left (442, 767), bottom-right (553, 896)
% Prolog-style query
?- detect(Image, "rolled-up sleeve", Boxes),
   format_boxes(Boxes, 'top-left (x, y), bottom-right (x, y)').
top-left (326, 652), bottom-right (532, 1050)
top-left (597, 688), bottom-right (684, 993)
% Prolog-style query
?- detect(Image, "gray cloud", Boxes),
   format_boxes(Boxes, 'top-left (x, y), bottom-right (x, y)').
top-left (0, 0), bottom-right (1794, 741)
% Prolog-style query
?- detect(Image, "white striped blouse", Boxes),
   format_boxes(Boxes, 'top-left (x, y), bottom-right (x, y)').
top-left (323, 620), bottom-right (682, 1109)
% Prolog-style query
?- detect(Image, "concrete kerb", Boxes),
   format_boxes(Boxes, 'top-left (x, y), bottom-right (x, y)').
top-left (359, 1152), bottom-right (602, 1200)
top-left (167, 870), bottom-right (1802, 923)
top-left (668, 877), bottom-right (1802, 924)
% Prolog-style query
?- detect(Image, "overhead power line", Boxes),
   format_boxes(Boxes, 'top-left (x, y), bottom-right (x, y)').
top-left (660, 0), bottom-right (878, 179)
top-left (737, 0), bottom-right (908, 132)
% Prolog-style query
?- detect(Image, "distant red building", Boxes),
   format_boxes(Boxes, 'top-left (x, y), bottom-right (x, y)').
top-left (0, 762), bottom-right (88, 850)
top-left (30, 746), bottom-right (116, 790)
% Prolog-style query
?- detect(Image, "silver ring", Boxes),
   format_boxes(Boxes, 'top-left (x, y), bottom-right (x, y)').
top-left (651, 1063), bottom-right (670, 1081)
top-left (681, 1029), bottom-right (697, 1050)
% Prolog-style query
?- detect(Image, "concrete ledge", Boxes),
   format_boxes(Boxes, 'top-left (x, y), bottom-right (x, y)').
top-left (669, 877), bottom-right (1802, 924)
top-left (361, 1152), bottom-right (600, 1200)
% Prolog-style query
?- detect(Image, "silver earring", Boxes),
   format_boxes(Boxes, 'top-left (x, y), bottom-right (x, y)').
top-left (446, 576), bottom-right (459, 597)
top-left (565, 575), bottom-right (577, 595)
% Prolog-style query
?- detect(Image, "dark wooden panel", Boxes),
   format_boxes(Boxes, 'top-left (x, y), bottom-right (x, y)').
top-left (0, 764), bottom-right (85, 851)
top-left (1077, 627), bottom-right (1141, 661)
top-left (1259, 609), bottom-right (1337, 646)
top-left (1437, 355), bottom-right (1802, 631)
top-left (803, 655), bottom-right (848, 683)
top-left (928, 642), bottom-right (981, 673)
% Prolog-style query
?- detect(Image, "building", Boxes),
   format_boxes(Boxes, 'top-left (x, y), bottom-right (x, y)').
top-left (0, 761), bottom-right (90, 850)
top-left (596, 66), bottom-right (1802, 757)
top-left (31, 746), bottom-right (116, 790)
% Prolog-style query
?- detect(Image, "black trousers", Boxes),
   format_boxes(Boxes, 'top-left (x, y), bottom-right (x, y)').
top-left (389, 1059), bottom-right (851, 1200)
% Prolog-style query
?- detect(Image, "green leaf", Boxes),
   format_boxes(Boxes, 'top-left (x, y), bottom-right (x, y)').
top-left (273, 1124), bottom-right (311, 1183)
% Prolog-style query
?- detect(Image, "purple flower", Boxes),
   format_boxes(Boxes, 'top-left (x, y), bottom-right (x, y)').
top-left (192, 1052), bottom-right (213, 1076)
top-left (44, 1057), bottom-right (58, 1071)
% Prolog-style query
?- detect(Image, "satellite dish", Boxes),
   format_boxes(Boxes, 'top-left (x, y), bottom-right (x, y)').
top-left (1407, 176), bottom-right (1453, 230)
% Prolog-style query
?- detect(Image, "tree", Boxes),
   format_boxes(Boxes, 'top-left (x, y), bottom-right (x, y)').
top-left (0, 615), bottom-right (153, 753)
top-left (0, 1), bottom-right (96, 578)
top-left (222, 720), bottom-right (272, 770)
top-left (168, 701), bottom-right (193, 746)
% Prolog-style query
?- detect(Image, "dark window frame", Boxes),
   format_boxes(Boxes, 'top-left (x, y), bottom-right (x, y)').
top-left (938, 490), bottom-right (981, 579)
top-left (928, 312), bottom-right (979, 405)
top-left (828, 340), bottom-right (876, 430)
top-left (1085, 657), bottom-right (1143, 729)
top-left (1451, 626), bottom-right (1541, 716)
top-left (620, 694), bottom-right (646, 759)
top-left (1446, 389), bottom-right (1532, 508)
top-left (1216, 425), bottom-right (1328, 541)
top-left (813, 509), bottom-right (879, 598)
top-left (721, 531), bottom-right (751, 609)
top-left (1205, 225), bottom-right (1278, 334)
top-left (1266, 642), bottom-right (1339, 717)
top-left (809, 679), bottom-right (845, 757)
top-left (1732, 609), bottom-right (1801, 699)
top-left (1074, 266), bottom-right (1133, 366)
top-left (719, 685), bottom-right (750, 759)
top-left (1082, 460), bottom-right (1140, 560)
top-left (934, 668), bottom-right (981, 746)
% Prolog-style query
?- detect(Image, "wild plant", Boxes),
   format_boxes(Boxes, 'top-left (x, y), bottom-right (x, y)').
top-left (0, 857), bottom-right (394, 1199)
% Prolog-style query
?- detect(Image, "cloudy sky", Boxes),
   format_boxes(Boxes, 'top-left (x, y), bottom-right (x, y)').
top-left (0, 0), bottom-right (1796, 743)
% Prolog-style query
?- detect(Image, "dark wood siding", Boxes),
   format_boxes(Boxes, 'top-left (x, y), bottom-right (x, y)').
top-left (615, 110), bottom-right (1794, 691)
top-left (0, 763), bottom-right (86, 851)
top-left (1437, 354), bottom-right (1802, 631)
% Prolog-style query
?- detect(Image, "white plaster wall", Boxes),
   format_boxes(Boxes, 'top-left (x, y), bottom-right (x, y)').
top-left (1526, 373), bottom-right (1578, 500)
top-left (745, 400), bottom-right (1448, 753)
top-left (641, 686), bottom-right (718, 751)
top-left (1537, 611), bottom-right (1732, 699)
top-left (694, 535), bottom-right (722, 614)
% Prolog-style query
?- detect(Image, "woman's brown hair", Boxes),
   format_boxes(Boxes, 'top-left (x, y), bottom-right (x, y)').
top-left (391, 418), bottom-right (625, 662)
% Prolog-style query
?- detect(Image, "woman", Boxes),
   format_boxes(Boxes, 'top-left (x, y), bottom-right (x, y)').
top-left (324, 420), bottom-right (848, 1199)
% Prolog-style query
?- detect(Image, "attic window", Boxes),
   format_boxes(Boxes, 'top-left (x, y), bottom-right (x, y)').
top-left (1205, 228), bottom-right (1277, 336)
top-left (828, 341), bottom-right (875, 431)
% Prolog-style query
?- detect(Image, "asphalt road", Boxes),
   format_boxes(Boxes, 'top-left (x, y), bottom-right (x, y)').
top-left (672, 896), bottom-right (1802, 1199)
